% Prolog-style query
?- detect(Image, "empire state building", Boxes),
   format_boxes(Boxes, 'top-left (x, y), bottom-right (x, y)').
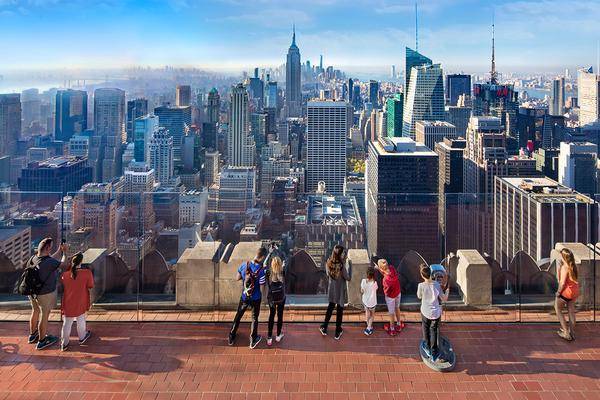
top-left (285, 26), bottom-right (302, 118)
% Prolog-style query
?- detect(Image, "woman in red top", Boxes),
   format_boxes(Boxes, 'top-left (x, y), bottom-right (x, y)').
top-left (60, 252), bottom-right (94, 351)
top-left (554, 248), bottom-right (579, 341)
top-left (376, 258), bottom-right (403, 336)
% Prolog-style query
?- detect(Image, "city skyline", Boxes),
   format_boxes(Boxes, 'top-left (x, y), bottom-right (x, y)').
top-left (1, 0), bottom-right (600, 73)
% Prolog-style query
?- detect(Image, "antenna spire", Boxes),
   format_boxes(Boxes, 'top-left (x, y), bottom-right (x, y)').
top-left (292, 23), bottom-right (296, 46)
top-left (415, 1), bottom-right (419, 52)
top-left (490, 12), bottom-right (498, 85)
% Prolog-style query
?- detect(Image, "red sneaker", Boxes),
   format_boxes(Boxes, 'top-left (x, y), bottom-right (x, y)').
top-left (383, 323), bottom-right (390, 332)
top-left (387, 328), bottom-right (397, 337)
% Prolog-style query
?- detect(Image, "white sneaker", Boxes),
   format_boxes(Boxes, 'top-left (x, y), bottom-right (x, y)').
top-left (275, 333), bottom-right (284, 343)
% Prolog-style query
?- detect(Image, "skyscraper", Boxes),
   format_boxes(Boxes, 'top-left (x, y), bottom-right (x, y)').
top-left (133, 114), bottom-right (158, 163)
top-left (402, 63), bottom-right (445, 139)
top-left (248, 69), bottom-right (264, 110)
top-left (368, 80), bottom-right (380, 108)
top-left (558, 141), bottom-right (597, 195)
top-left (550, 77), bottom-right (565, 116)
top-left (154, 105), bottom-right (192, 165)
top-left (306, 100), bottom-right (352, 194)
top-left (264, 77), bottom-right (278, 109)
top-left (445, 74), bottom-right (471, 106)
top-left (228, 83), bottom-right (255, 167)
top-left (206, 88), bottom-right (220, 124)
top-left (473, 83), bottom-right (519, 138)
top-left (366, 137), bottom-right (439, 264)
top-left (21, 88), bottom-right (41, 133)
top-left (176, 85), bottom-right (192, 107)
top-left (347, 78), bottom-right (354, 103)
top-left (126, 98), bottom-right (148, 142)
top-left (386, 93), bottom-right (403, 138)
top-left (93, 88), bottom-right (126, 182)
top-left (0, 94), bottom-right (21, 157)
top-left (494, 177), bottom-right (596, 270)
top-left (72, 182), bottom-right (117, 252)
top-left (149, 127), bottom-right (174, 186)
top-left (577, 67), bottom-right (600, 127)
top-left (446, 104), bottom-right (472, 137)
top-left (404, 47), bottom-right (432, 100)
top-left (285, 26), bottom-right (302, 118)
top-left (56, 90), bottom-right (87, 143)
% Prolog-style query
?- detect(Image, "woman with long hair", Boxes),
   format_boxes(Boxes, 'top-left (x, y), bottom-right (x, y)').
top-left (554, 248), bottom-right (579, 341)
top-left (319, 245), bottom-right (350, 340)
top-left (60, 252), bottom-right (94, 351)
top-left (266, 256), bottom-right (286, 346)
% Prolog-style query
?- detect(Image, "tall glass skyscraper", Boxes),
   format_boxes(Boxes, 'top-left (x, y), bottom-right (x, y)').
top-left (229, 83), bottom-right (255, 167)
top-left (55, 89), bottom-right (88, 142)
top-left (369, 80), bottom-right (380, 108)
top-left (386, 94), bottom-right (403, 138)
top-left (126, 98), bottom-right (148, 142)
top-left (445, 74), bottom-right (471, 106)
top-left (405, 47), bottom-right (432, 99)
top-left (550, 77), bottom-right (565, 116)
top-left (285, 26), bottom-right (302, 117)
top-left (402, 64), bottom-right (445, 139)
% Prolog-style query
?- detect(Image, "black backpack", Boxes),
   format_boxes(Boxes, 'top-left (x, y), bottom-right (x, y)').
top-left (16, 256), bottom-right (46, 297)
top-left (243, 261), bottom-right (263, 299)
top-left (268, 280), bottom-right (285, 305)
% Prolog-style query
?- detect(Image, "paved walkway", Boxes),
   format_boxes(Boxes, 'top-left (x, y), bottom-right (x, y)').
top-left (0, 321), bottom-right (598, 399)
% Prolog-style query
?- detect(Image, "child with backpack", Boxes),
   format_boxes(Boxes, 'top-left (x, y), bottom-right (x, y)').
top-left (266, 256), bottom-right (286, 346)
top-left (361, 267), bottom-right (378, 336)
top-left (375, 258), bottom-right (403, 336)
top-left (60, 252), bottom-right (93, 351)
top-left (417, 264), bottom-right (450, 362)
top-left (228, 247), bottom-right (268, 349)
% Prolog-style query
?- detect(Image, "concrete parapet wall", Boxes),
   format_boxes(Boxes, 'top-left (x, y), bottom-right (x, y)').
top-left (347, 249), bottom-right (369, 307)
top-left (456, 250), bottom-right (491, 307)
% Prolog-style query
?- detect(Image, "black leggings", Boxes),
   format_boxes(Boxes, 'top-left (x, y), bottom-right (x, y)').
top-left (421, 315), bottom-right (441, 355)
top-left (322, 302), bottom-right (344, 334)
top-left (230, 298), bottom-right (261, 341)
top-left (268, 301), bottom-right (285, 337)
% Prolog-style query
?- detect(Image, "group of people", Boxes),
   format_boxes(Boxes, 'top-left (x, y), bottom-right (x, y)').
top-left (20, 237), bottom-right (580, 355)
top-left (24, 238), bottom-right (94, 351)
top-left (226, 243), bottom-right (581, 357)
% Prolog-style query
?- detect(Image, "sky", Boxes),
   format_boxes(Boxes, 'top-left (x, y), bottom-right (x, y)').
top-left (0, 0), bottom-right (599, 73)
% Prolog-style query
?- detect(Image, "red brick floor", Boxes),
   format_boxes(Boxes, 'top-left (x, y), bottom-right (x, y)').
top-left (0, 321), bottom-right (598, 399)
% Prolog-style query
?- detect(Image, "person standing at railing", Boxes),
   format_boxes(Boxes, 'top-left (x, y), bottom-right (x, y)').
top-left (555, 248), bottom-right (579, 341)
top-left (228, 246), bottom-right (268, 349)
top-left (25, 238), bottom-right (69, 350)
top-left (376, 258), bottom-right (404, 336)
top-left (361, 266), bottom-right (378, 336)
top-left (417, 264), bottom-right (450, 362)
top-left (319, 245), bottom-right (350, 340)
top-left (60, 252), bottom-right (93, 351)
top-left (266, 256), bottom-right (286, 346)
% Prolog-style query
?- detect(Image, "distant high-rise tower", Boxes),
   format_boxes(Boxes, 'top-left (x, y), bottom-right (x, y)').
top-left (55, 90), bottom-right (87, 142)
top-left (445, 74), bottom-right (471, 106)
top-left (176, 85), bottom-right (192, 107)
top-left (402, 63), bottom-right (445, 139)
top-left (404, 47), bottom-right (432, 99)
top-left (133, 115), bottom-right (158, 163)
top-left (369, 80), bottom-right (380, 108)
top-left (154, 105), bottom-right (192, 165)
top-left (265, 77), bottom-right (278, 109)
top-left (93, 88), bottom-right (126, 182)
top-left (248, 69), bottom-right (264, 110)
top-left (229, 83), bottom-right (255, 167)
top-left (0, 94), bottom-right (21, 158)
top-left (550, 77), bottom-right (565, 116)
top-left (206, 88), bottom-right (220, 124)
top-left (285, 26), bottom-right (302, 117)
top-left (306, 100), bottom-right (352, 194)
top-left (558, 141), bottom-right (597, 194)
top-left (149, 127), bottom-right (174, 185)
top-left (386, 93), bottom-right (403, 138)
top-left (126, 98), bottom-right (148, 142)
top-left (577, 67), bottom-right (600, 127)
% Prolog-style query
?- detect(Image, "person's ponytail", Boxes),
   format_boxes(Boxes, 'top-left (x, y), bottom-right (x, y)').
top-left (70, 252), bottom-right (84, 280)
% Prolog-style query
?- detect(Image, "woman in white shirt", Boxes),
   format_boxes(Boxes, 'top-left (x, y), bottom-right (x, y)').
top-left (417, 264), bottom-right (449, 361)
top-left (360, 267), bottom-right (378, 336)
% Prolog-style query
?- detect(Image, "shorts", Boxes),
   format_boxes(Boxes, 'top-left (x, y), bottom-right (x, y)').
top-left (30, 291), bottom-right (57, 316)
top-left (559, 295), bottom-right (574, 303)
top-left (385, 294), bottom-right (401, 314)
top-left (363, 304), bottom-right (376, 312)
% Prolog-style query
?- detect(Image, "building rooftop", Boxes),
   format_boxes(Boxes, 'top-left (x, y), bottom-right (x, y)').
top-left (374, 137), bottom-right (437, 156)
top-left (499, 177), bottom-right (594, 203)
top-left (29, 156), bottom-right (86, 169)
top-left (0, 226), bottom-right (29, 242)
top-left (306, 195), bottom-right (361, 226)
top-left (416, 120), bottom-right (456, 128)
